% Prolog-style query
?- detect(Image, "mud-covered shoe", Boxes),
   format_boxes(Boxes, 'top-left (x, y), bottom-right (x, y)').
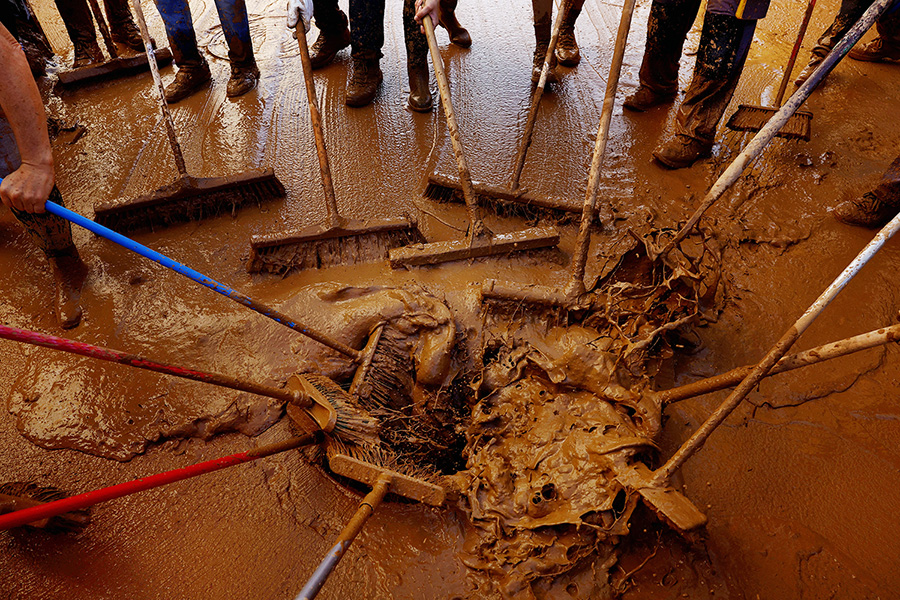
top-left (652, 134), bottom-right (712, 169)
top-left (833, 190), bottom-right (900, 228)
top-left (227, 62), bottom-right (260, 98)
top-left (111, 20), bottom-right (148, 53)
top-left (848, 37), bottom-right (900, 62)
top-left (72, 41), bottom-right (105, 68)
top-left (794, 54), bottom-right (824, 85)
top-left (439, 0), bottom-right (471, 48)
top-left (555, 7), bottom-right (582, 67)
top-left (309, 27), bottom-right (352, 69)
top-left (623, 85), bottom-right (675, 112)
top-left (345, 58), bottom-right (382, 107)
top-left (532, 43), bottom-right (559, 84)
top-left (407, 63), bottom-right (432, 112)
top-left (164, 60), bottom-right (212, 103)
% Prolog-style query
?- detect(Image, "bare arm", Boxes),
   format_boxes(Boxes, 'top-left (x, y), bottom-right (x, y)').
top-left (0, 22), bottom-right (54, 214)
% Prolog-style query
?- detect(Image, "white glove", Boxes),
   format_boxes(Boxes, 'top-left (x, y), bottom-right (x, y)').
top-left (286, 0), bottom-right (313, 33)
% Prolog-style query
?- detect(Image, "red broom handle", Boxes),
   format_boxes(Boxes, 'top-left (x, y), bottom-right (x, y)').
top-left (0, 432), bottom-right (320, 530)
top-left (0, 325), bottom-right (298, 404)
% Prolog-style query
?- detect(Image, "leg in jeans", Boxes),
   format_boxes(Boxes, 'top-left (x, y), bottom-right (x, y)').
top-left (153, 0), bottom-right (203, 67)
top-left (212, 0), bottom-right (254, 68)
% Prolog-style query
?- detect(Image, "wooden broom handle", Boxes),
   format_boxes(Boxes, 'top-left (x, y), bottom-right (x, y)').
top-left (774, 0), bottom-right (818, 106)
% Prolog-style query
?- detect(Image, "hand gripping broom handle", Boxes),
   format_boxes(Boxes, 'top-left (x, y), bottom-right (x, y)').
top-left (773, 0), bottom-right (817, 107)
top-left (650, 209), bottom-right (900, 487)
top-left (39, 198), bottom-right (360, 360)
top-left (0, 431), bottom-right (322, 531)
top-left (661, 0), bottom-right (896, 255)
top-left (566, 0), bottom-right (637, 298)
top-left (295, 25), bottom-right (342, 229)
top-left (0, 324), bottom-right (301, 404)
top-left (132, 0), bottom-right (188, 177)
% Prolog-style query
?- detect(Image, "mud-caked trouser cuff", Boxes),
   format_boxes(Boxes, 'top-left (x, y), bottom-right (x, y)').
top-left (349, 0), bottom-right (384, 60)
top-left (11, 187), bottom-right (77, 258)
top-left (637, 0), bottom-right (704, 95)
top-left (675, 12), bottom-right (755, 143)
top-left (402, 0), bottom-right (428, 66)
top-left (313, 0), bottom-right (349, 35)
top-left (154, 0), bottom-right (204, 67)
top-left (212, 0), bottom-right (254, 67)
top-left (54, 0), bottom-right (98, 48)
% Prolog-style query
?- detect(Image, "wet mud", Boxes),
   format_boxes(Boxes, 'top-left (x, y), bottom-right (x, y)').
top-left (2, 0), bottom-right (900, 598)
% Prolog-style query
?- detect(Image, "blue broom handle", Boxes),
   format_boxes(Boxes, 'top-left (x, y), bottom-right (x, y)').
top-left (19, 194), bottom-right (359, 359)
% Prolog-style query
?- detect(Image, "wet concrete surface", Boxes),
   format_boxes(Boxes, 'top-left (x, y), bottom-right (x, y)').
top-left (2, 0), bottom-right (900, 597)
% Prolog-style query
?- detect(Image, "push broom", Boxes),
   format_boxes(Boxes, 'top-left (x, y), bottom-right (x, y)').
top-left (246, 23), bottom-right (423, 275)
top-left (726, 0), bottom-right (817, 140)
top-left (481, 0), bottom-right (638, 308)
top-left (423, 1), bottom-right (586, 219)
top-left (92, 0), bottom-right (286, 233)
top-left (388, 14), bottom-right (560, 268)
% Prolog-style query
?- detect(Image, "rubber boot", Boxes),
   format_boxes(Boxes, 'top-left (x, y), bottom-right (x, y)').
top-left (48, 249), bottom-right (87, 330)
top-left (407, 61), bottom-right (432, 112)
top-left (439, 0), bottom-right (471, 48)
top-left (556, 4), bottom-right (581, 67)
top-left (533, 18), bottom-right (559, 84)
top-left (346, 55), bottom-right (383, 107)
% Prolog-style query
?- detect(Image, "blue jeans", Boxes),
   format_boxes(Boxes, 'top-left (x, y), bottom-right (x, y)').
top-left (153, 0), bottom-right (254, 67)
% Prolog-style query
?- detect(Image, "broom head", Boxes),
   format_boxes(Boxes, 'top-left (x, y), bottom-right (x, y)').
top-left (288, 373), bottom-right (380, 446)
top-left (0, 482), bottom-right (90, 533)
top-left (726, 104), bottom-right (813, 141)
top-left (93, 169), bottom-right (285, 233)
top-left (389, 226), bottom-right (559, 268)
top-left (247, 215), bottom-right (423, 274)
top-left (328, 453), bottom-right (445, 506)
top-left (615, 463), bottom-right (707, 533)
top-left (57, 47), bottom-right (174, 87)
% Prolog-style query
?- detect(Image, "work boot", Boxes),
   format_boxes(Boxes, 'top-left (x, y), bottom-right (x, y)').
top-left (48, 250), bottom-right (87, 329)
top-left (652, 134), bottom-right (712, 169)
top-left (794, 53), bottom-right (824, 85)
top-left (72, 40), bottom-right (105, 68)
top-left (407, 62), bottom-right (432, 112)
top-left (848, 36), bottom-right (900, 62)
top-left (227, 61), bottom-right (260, 97)
top-left (111, 20), bottom-right (147, 53)
top-left (164, 59), bottom-right (212, 103)
top-left (439, 0), bottom-right (471, 48)
top-left (623, 85), bottom-right (676, 112)
top-left (555, 5), bottom-right (582, 67)
top-left (833, 190), bottom-right (900, 228)
top-left (309, 27), bottom-right (352, 69)
top-left (345, 57), bottom-right (382, 107)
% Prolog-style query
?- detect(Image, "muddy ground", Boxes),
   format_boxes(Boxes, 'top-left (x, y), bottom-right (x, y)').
top-left (1, 0), bottom-right (899, 597)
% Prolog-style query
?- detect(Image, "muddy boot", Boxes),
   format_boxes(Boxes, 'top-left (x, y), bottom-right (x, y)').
top-left (439, 0), bottom-right (471, 48)
top-left (623, 85), bottom-right (676, 111)
top-left (48, 249), bottom-right (87, 329)
top-left (652, 133), bottom-right (712, 169)
top-left (407, 61), bottom-right (432, 112)
top-left (833, 190), bottom-right (900, 228)
top-left (345, 56), bottom-right (382, 107)
top-left (309, 27), bottom-right (352, 69)
top-left (227, 60), bottom-right (260, 97)
top-left (849, 36), bottom-right (900, 62)
top-left (532, 20), bottom-right (559, 84)
top-left (164, 58), bottom-right (212, 103)
top-left (794, 53), bottom-right (824, 85)
top-left (111, 20), bottom-right (147, 53)
top-left (72, 39), bottom-right (105, 68)
top-left (555, 4), bottom-right (581, 67)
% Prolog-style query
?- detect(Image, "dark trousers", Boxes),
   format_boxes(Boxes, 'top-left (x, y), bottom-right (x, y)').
top-left (638, 0), bottom-right (756, 143)
top-left (812, 0), bottom-right (900, 57)
top-left (154, 0), bottom-right (254, 67)
top-left (54, 0), bottom-right (135, 47)
top-left (312, 0), bottom-right (427, 65)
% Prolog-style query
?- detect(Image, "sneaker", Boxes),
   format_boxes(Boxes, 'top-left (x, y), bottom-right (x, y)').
top-left (227, 62), bottom-right (260, 97)
top-left (833, 190), bottom-right (900, 228)
top-left (623, 85), bottom-right (676, 112)
top-left (345, 58), bottom-right (382, 107)
top-left (652, 134), bottom-right (712, 169)
top-left (407, 63), bottom-right (432, 112)
top-left (532, 43), bottom-right (559, 84)
top-left (164, 60), bottom-right (212, 103)
top-left (309, 27), bottom-right (352, 69)
top-left (794, 54), bottom-right (823, 85)
top-left (848, 37), bottom-right (900, 62)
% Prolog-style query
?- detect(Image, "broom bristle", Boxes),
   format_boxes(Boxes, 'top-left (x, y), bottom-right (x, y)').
top-left (94, 171), bottom-right (285, 233)
top-left (247, 224), bottom-right (424, 274)
top-left (300, 374), bottom-right (380, 446)
top-left (0, 482), bottom-right (90, 533)
top-left (727, 105), bottom-right (812, 141)
top-left (423, 179), bottom-right (459, 204)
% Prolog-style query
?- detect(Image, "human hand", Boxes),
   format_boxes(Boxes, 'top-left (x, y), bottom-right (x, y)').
top-left (414, 0), bottom-right (440, 33)
top-left (0, 161), bottom-right (54, 214)
top-left (286, 0), bottom-right (313, 33)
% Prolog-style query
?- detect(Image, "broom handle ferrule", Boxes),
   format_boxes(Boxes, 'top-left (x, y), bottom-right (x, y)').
top-left (133, 0), bottom-right (188, 176)
top-left (43, 201), bottom-right (360, 361)
top-left (296, 25), bottom-right (342, 228)
top-left (568, 0), bottom-right (637, 294)
top-left (774, 0), bottom-right (818, 106)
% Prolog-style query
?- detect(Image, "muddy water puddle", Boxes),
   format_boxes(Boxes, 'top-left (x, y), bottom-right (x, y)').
top-left (3, 0), bottom-right (900, 598)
